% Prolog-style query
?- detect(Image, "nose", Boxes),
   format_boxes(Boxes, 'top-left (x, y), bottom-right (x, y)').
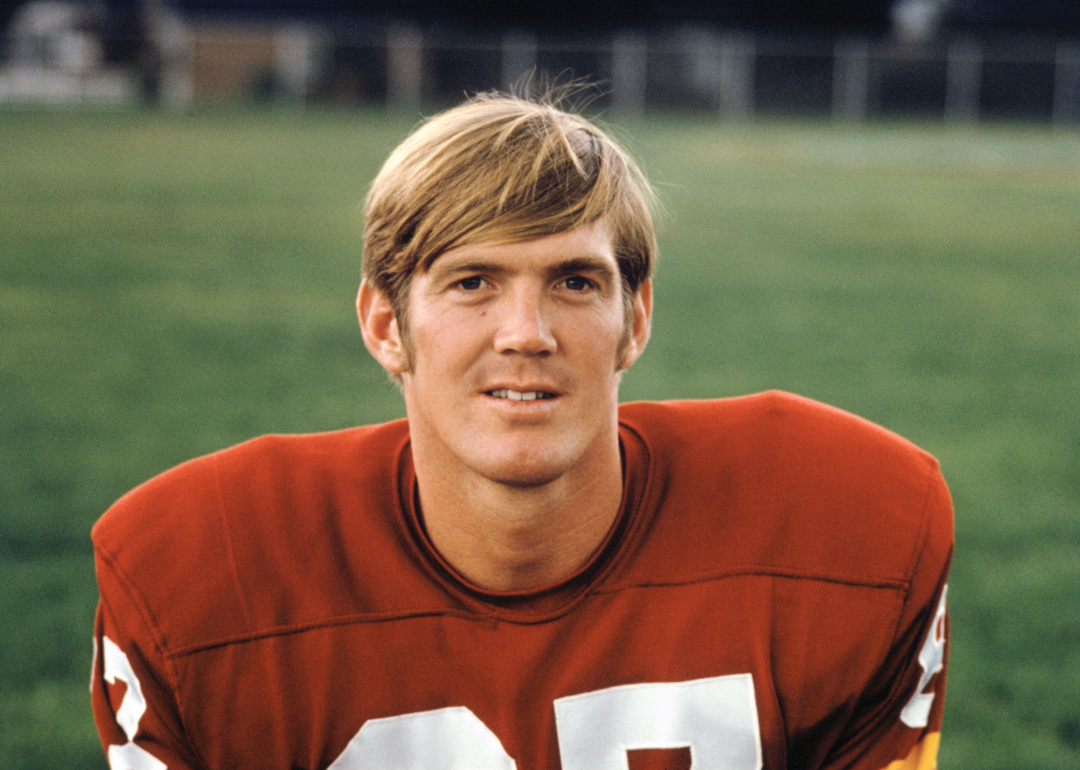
top-left (493, 287), bottom-right (557, 356)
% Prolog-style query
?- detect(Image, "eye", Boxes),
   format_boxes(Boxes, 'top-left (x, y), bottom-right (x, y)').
top-left (562, 275), bottom-right (592, 291)
top-left (456, 276), bottom-right (487, 291)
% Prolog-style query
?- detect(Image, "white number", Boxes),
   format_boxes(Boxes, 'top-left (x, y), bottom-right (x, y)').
top-left (101, 633), bottom-right (762, 770)
top-left (329, 674), bottom-right (761, 770)
top-left (327, 706), bottom-right (516, 769)
top-left (900, 585), bottom-right (948, 728)
top-left (101, 636), bottom-right (168, 770)
top-left (555, 675), bottom-right (762, 770)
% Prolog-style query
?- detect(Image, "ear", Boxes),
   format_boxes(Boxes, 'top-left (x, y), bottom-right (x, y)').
top-left (357, 281), bottom-right (407, 374)
top-left (619, 279), bottom-right (653, 370)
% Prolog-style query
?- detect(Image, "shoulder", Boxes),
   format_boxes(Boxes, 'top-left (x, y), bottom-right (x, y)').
top-left (92, 420), bottom-right (412, 652)
top-left (620, 390), bottom-right (940, 490)
top-left (619, 392), bottom-right (952, 586)
top-left (93, 420), bottom-right (409, 549)
top-left (621, 390), bottom-right (930, 462)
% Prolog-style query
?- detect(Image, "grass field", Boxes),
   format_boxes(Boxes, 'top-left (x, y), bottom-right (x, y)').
top-left (0, 106), bottom-right (1077, 769)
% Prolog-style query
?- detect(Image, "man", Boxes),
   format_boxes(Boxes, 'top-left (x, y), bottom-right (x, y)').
top-left (91, 92), bottom-right (952, 770)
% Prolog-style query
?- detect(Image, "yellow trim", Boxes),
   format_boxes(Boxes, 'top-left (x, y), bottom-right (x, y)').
top-left (881, 733), bottom-right (941, 770)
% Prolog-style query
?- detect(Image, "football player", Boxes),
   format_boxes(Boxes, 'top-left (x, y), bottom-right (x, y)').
top-left (91, 91), bottom-right (952, 770)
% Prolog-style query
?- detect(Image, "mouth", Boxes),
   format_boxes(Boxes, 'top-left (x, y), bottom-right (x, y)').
top-left (485, 388), bottom-right (558, 402)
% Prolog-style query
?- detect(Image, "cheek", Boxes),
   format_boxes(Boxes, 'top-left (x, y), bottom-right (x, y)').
top-left (583, 305), bottom-right (629, 353)
top-left (411, 320), bottom-right (486, 376)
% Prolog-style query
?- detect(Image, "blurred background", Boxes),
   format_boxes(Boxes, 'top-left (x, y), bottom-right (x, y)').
top-left (1, 0), bottom-right (1079, 119)
top-left (0, 0), bottom-right (1078, 768)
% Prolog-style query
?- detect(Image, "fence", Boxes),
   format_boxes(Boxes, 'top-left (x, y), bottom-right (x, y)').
top-left (2, 17), bottom-right (1079, 124)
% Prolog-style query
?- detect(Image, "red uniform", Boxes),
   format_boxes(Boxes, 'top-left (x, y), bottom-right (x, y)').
top-left (91, 391), bottom-right (952, 770)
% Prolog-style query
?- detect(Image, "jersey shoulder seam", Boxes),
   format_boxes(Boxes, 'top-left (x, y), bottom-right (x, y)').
top-left (162, 565), bottom-right (909, 659)
top-left (592, 565), bottom-right (910, 595)
top-left (164, 607), bottom-right (484, 659)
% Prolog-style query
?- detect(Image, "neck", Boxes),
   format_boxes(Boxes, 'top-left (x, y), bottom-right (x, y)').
top-left (413, 445), bottom-right (624, 593)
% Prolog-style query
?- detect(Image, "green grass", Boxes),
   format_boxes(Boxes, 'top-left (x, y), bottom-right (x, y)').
top-left (1, 106), bottom-right (1078, 769)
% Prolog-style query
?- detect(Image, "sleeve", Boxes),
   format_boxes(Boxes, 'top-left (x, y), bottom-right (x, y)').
top-left (819, 468), bottom-right (954, 770)
top-left (91, 550), bottom-right (206, 770)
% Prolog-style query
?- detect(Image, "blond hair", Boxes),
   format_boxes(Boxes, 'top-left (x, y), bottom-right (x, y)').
top-left (361, 91), bottom-right (657, 329)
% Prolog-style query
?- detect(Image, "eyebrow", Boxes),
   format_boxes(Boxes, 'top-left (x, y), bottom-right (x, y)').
top-left (552, 257), bottom-right (619, 281)
top-left (426, 259), bottom-right (502, 283)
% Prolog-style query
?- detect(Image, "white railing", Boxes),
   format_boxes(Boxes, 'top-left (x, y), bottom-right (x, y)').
top-left (2, 19), bottom-right (1078, 124)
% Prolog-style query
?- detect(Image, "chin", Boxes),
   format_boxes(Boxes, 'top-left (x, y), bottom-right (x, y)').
top-left (476, 450), bottom-right (573, 489)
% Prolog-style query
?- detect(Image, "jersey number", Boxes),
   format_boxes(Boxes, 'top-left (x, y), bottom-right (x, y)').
top-left (100, 638), bottom-right (761, 770)
top-left (900, 585), bottom-right (948, 728)
top-left (327, 674), bottom-right (762, 770)
top-left (101, 636), bottom-right (167, 770)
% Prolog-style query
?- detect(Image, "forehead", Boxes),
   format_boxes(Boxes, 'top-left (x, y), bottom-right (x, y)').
top-left (425, 219), bottom-right (616, 276)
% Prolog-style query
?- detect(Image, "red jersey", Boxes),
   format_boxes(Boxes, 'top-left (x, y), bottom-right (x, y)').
top-left (91, 391), bottom-right (952, 770)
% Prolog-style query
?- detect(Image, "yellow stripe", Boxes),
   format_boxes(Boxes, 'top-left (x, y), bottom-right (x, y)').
top-left (881, 732), bottom-right (941, 770)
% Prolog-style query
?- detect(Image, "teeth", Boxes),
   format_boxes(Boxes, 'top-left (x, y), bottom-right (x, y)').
top-left (489, 389), bottom-right (551, 401)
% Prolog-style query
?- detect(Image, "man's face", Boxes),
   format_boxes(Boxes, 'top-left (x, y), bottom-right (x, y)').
top-left (363, 219), bottom-right (651, 490)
